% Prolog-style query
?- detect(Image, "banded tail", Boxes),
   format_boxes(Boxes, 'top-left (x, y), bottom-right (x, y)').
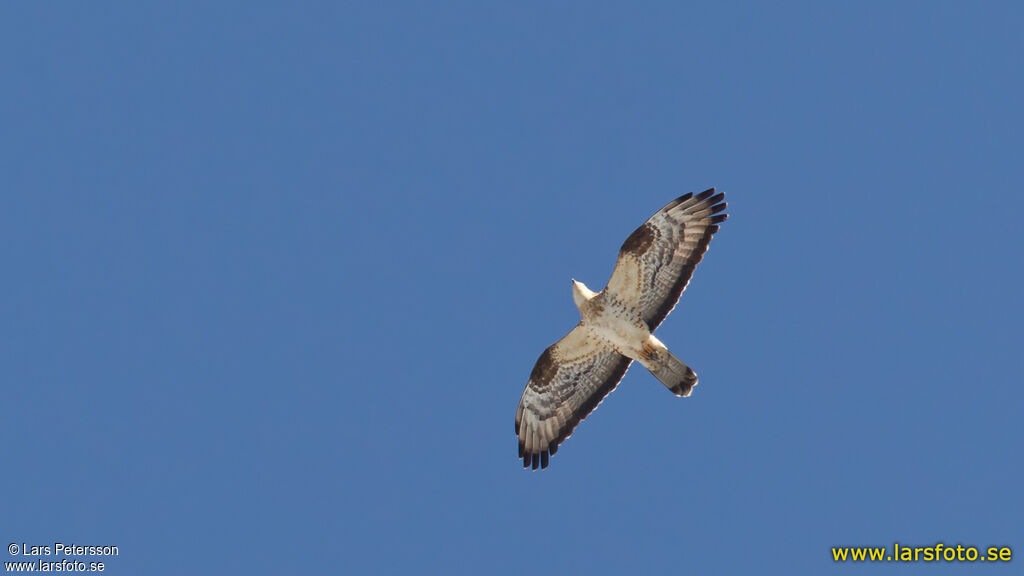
top-left (638, 340), bottom-right (698, 397)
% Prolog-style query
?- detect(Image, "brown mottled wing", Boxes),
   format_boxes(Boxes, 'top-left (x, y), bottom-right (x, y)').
top-left (515, 325), bottom-right (633, 470)
top-left (604, 188), bottom-right (727, 331)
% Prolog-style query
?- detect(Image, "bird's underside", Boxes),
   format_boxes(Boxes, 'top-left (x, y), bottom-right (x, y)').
top-left (515, 188), bottom-right (727, 469)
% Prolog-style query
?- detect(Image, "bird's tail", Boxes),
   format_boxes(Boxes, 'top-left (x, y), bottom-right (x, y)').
top-left (638, 342), bottom-right (698, 397)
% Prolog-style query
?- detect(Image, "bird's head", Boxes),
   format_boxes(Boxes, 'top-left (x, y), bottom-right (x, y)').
top-left (571, 279), bottom-right (597, 309)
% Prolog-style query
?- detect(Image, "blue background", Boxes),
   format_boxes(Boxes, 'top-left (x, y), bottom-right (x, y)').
top-left (3, 2), bottom-right (1021, 574)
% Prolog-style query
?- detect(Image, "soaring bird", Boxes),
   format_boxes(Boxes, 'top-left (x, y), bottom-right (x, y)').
top-left (515, 189), bottom-right (727, 469)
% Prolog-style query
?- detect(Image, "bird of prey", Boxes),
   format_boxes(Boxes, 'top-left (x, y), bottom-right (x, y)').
top-left (515, 188), bottom-right (727, 469)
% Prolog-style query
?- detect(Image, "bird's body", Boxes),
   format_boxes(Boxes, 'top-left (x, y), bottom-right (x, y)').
top-left (572, 280), bottom-right (684, 389)
top-left (572, 280), bottom-right (652, 358)
top-left (516, 188), bottom-right (727, 469)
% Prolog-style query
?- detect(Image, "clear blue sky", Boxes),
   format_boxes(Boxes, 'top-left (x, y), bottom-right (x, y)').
top-left (3, 2), bottom-right (1021, 574)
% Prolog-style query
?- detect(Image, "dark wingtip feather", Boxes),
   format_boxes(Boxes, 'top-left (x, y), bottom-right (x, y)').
top-left (709, 213), bottom-right (728, 224)
top-left (694, 188), bottom-right (715, 202)
top-left (531, 455), bottom-right (539, 470)
top-left (706, 192), bottom-right (725, 206)
top-left (662, 193), bottom-right (691, 212)
top-left (541, 451), bottom-right (549, 469)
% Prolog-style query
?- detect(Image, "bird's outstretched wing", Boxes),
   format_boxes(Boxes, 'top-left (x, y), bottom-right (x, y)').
top-left (604, 188), bottom-right (727, 331)
top-left (515, 325), bottom-right (632, 469)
